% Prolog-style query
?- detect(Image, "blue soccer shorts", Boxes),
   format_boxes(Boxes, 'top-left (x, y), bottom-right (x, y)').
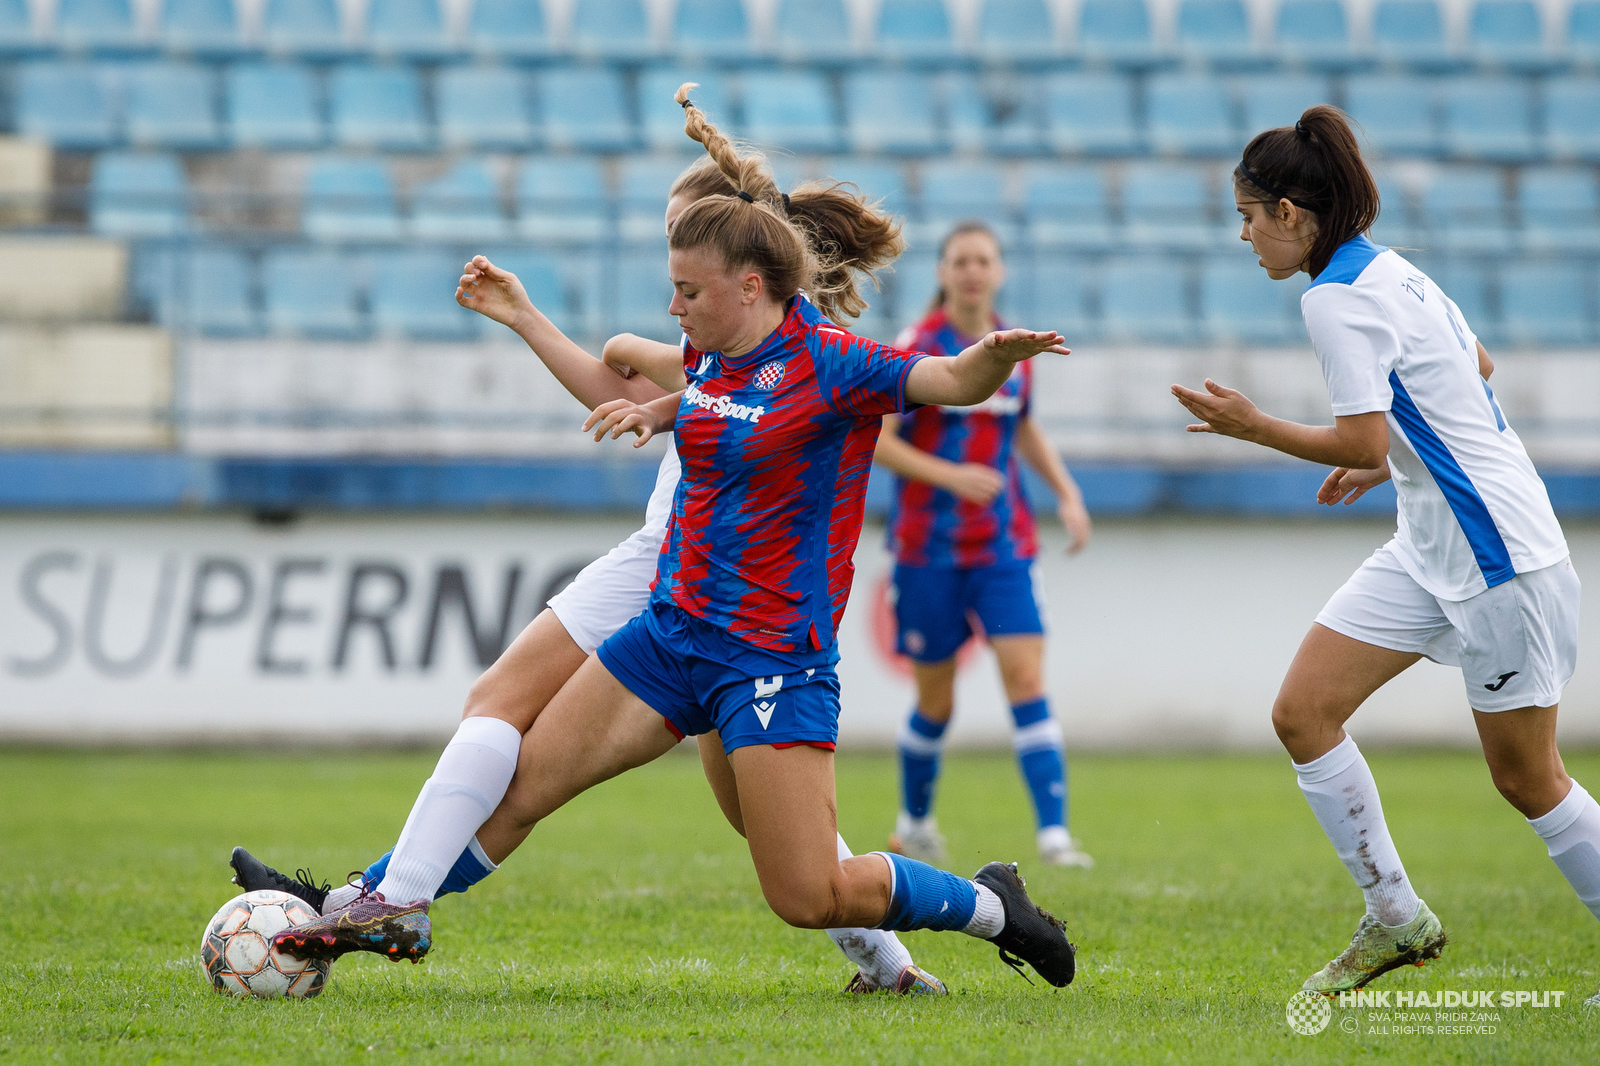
top-left (597, 600), bottom-right (841, 752)
top-left (891, 562), bottom-right (1046, 663)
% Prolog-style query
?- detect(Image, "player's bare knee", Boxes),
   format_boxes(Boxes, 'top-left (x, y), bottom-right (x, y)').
top-left (1489, 766), bottom-right (1561, 818)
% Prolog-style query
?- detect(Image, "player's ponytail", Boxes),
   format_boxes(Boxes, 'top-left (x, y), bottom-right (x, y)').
top-left (1234, 104), bottom-right (1380, 279)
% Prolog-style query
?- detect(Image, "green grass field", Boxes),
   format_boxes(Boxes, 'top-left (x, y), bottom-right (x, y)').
top-left (2, 747), bottom-right (1597, 1064)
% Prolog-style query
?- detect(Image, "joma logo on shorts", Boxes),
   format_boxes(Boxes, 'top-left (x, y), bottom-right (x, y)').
top-left (685, 383), bottom-right (764, 424)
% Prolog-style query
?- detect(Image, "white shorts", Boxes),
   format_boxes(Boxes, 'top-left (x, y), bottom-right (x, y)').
top-left (1315, 543), bottom-right (1580, 712)
top-left (547, 526), bottom-right (667, 655)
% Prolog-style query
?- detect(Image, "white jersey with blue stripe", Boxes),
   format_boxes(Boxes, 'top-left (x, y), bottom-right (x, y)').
top-left (1301, 234), bottom-right (1567, 602)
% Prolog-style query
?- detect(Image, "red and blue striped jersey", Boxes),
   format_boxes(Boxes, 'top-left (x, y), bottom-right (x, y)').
top-left (653, 295), bottom-right (927, 654)
top-left (887, 308), bottom-right (1036, 569)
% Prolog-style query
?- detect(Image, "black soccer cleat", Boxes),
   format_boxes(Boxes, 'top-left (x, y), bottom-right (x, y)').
top-left (974, 861), bottom-right (1076, 988)
top-left (230, 846), bottom-right (332, 914)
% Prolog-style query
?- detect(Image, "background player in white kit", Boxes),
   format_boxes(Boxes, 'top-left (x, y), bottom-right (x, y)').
top-left (1174, 105), bottom-right (1598, 998)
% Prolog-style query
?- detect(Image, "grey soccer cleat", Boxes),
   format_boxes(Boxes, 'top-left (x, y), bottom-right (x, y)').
top-left (1301, 900), bottom-right (1447, 995)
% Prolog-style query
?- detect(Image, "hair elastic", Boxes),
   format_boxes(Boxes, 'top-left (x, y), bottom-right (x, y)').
top-left (1294, 118), bottom-right (1311, 141)
top-left (781, 192), bottom-right (791, 215)
top-left (736, 190), bottom-right (755, 203)
top-left (679, 95), bottom-right (694, 111)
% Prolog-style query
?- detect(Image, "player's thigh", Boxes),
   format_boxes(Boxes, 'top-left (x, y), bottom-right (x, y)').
top-left (697, 730), bottom-right (745, 837)
top-left (1472, 704), bottom-right (1569, 817)
top-left (989, 635), bottom-right (1046, 705)
top-left (462, 609), bottom-right (588, 732)
top-left (909, 657), bottom-right (959, 721)
top-left (1276, 624), bottom-right (1421, 729)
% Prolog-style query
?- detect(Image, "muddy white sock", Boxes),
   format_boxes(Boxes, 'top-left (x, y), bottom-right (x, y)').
top-left (1528, 780), bottom-right (1600, 922)
top-left (827, 833), bottom-right (914, 986)
top-left (1293, 735), bottom-right (1421, 927)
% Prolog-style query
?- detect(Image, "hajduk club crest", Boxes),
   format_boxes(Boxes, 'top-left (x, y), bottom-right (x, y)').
top-left (753, 360), bottom-right (785, 390)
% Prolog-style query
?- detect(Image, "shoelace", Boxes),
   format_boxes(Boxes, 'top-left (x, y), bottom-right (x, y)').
top-left (294, 868), bottom-right (331, 896)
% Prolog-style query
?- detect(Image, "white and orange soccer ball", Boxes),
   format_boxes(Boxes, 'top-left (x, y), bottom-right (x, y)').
top-left (200, 890), bottom-right (329, 999)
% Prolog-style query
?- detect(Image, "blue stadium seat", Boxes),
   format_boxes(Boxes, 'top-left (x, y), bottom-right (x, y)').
top-left (976, 0), bottom-right (1057, 61)
top-left (366, 0), bottom-right (453, 60)
top-left (1372, 0), bottom-right (1457, 70)
top-left (1202, 256), bottom-right (1306, 343)
top-left (467, 0), bottom-right (550, 60)
top-left (886, 251), bottom-right (935, 325)
top-left (1545, 79), bottom-right (1600, 162)
top-left (1023, 164), bottom-right (1113, 250)
top-left (330, 64), bottom-right (429, 150)
top-left (137, 247), bottom-right (259, 335)
top-left (1421, 168), bottom-right (1513, 253)
top-left (1501, 263), bottom-right (1593, 344)
top-left (917, 160), bottom-right (1012, 247)
top-left (126, 63), bottom-right (223, 149)
top-left (673, 0), bottom-right (753, 59)
top-left (262, 0), bottom-right (347, 57)
top-left (1273, 0), bottom-right (1358, 69)
top-left (1017, 256), bottom-right (1093, 336)
top-left (1518, 167), bottom-right (1600, 252)
top-left (1238, 74), bottom-right (1332, 136)
top-left (226, 62), bottom-right (322, 149)
top-left (1468, 1), bottom-right (1552, 70)
top-left (480, 249), bottom-right (579, 334)
top-left (515, 156), bottom-right (608, 242)
top-left (90, 151), bottom-right (187, 237)
top-left (537, 68), bottom-right (634, 151)
top-left (411, 160), bottom-right (508, 242)
top-left (1439, 78), bottom-right (1538, 161)
top-left (570, 0), bottom-right (655, 60)
top-left (264, 248), bottom-right (367, 337)
top-left (639, 68), bottom-right (731, 151)
top-left (774, 0), bottom-right (855, 62)
top-left (845, 71), bottom-right (941, 155)
top-left (0, 0), bottom-right (37, 56)
top-left (947, 74), bottom-right (1042, 155)
top-left (437, 66), bottom-right (536, 150)
top-left (1102, 257), bottom-right (1192, 340)
top-left (1146, 75), bottom-right (1238, 156)
top-left (1571, 1), bottom-right (1600, 64)
top-left (741, 71), bottom-right (840, 152)
top-left (1344, 75), bottom-right (1440, 156)
top-left (1367, 172), bottom-right (1418, 249)
top-left (875, 0), bottom-right (957, 61)
top-left (55, 0), bottom-right (142, 54)
top-left (1176, 0), bottom-right (1257, 67)
top-left (615, 247), bottom-right (679, 340)
top-left (160, 0), bottom-right (246, 57)
top-left (1426, 259), bottom-right (1498, 343)
top-left (304, 158), bottom-right (403, 241)
top-left (1077, 0), bottom-right (1160, 66)
top-left (617, 157), bottom-right (687, 241)
top-left (370, 250), bottom-right (481, 339)
top-left (825, 158), bottom-right (913, 217)
top-left (1122, 163), bottom-right (1213, 250)
top-left (1042, 72), bottom-right (1138, 155)
top-left (16, 61), bottom-right (118, 149)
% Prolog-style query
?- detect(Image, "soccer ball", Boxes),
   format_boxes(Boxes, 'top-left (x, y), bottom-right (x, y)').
top-left (200, 890), bottom-right (329, 999)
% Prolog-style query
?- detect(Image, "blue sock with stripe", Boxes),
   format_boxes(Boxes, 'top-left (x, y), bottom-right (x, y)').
top-left (362, 839), bottom-right (496, 898)
top-left (873, 852), bottom-right (978, 932)
top-left (898, 708), bottom-right (948, 819)
top-left (1011, 698), bottom-right (1067, 830)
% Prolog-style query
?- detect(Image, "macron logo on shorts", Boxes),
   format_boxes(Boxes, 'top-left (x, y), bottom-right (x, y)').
top-left (753, 675), bottom-right (783, 729)
top-left (685, 383), bottom-right (764, 424)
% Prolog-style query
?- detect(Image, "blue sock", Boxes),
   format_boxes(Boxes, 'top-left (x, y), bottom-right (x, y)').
top-left (363, 841), bottom-right (496, 899)
top-left (1012, 697), bottom-right (1067, 831)
top-left (898, 708), bottom-right (948, 819)
top-left (873, 852), bottom-right (977, 932)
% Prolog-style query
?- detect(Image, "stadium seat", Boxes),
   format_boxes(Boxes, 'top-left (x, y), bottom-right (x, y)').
top-left (615, 247), bottom-right (679, 340)
top-left (126, 63), bottom-right (223, 150)
top-left (741, 71), bottom-right (841, 152)
top-left (1237, 74), bottom-right (1332, 136)
top-left (1367, 172), bottom-right (1419, 250)
top-left (480, 248), bottom-right (579, 334)
top-left (617, 157), bottom-right (687, 241)
top-left (825, 158), bottom-right (913, 217)
top-left (1077, 0), bottom-right (1161, 66)
top-left (976, 0), bottom-right (1057, 61)
top-left (366, 0), bottom-right (453, 60)
top-left (1017, 255), bottom-right (1093, 337)
top-left (1145, 75), bottom-right (1239, 156)
top-left (55, 0), bottom-right (142, 54)
top-left (262, 0), bottom-right (347, 57)
top-left (1468, 0), bottom-right (1553, 70)
top-left (467, 0), bottom-right (550, 60)
top-left (437, 65), bottom-right (536, 150)
top-left (845, 71), bottom-right (941, 155)
top-left (226, 62), bottom-right (322, 149)
top-left (916, 160), bottom-right (1013, 247)
top-left (329, 64), bottom-right (430, 151)
top-left (1101, 257), bottom-right (1192, 341)
top-left (1518, 167), bottom-right (1600, 252)
top-left (639, 68), bottom-right (732, 151)
top-left (947, 74), bottom-right (1041, 155)
top-left (1439, 78), bottom-right (1539, 162)
top-left (537, 68), bottom-right (634, 152)
top-left (370, 250), bottom-right (481, 339)
top-left (159, 0), bottom-right (246, 57)
top-left (569, 0), bottom-right (655, 60)
top-left (411, 160), bottom-right (508, 242)
top-left (1042, 73), bottom-right (1138, 155)
top-left (16, 61), bottom-right (118, 149)
top-left (1371, 0), bottom-right (1457, 70)
top-left (886, 250), bottom-right (936, 325)
top-left (1570, 2), bottom-right (1600, 64)
top-left (1201, 256), bottom-right (1307, 344)
top-left (1023, 164), bottom-right (1114, 250)
top-left (303, 158), bottom-right (403, 242)
top-left (138, 246), bottom-right (259, 335)
top-left (773, 0), bottom-right (855, 62)
top-left (0, 0), bottom-right (37, 56)
top-left (1175, 0), bottom-right (1258, 67)
top-left (1421, 168), bottom-right (1513, 253)
top-left (1122, 163), bottom-right (1214, 250)
top-left (515, 156), bottom-right (608, 242)
top-left (1272, 0), bottom-right (1358, 69)
top-left (90, 151), bottom-right (187, 237)
top-left (672, 0), bottom-right (753, 60)
top-left (1426, 258), bottom-right (1499, 342)
top-left (875, 0), bottom-right (957, 62)
top-left (1545, 79), bottom-right (1600, 162)
top-left (263, 248), bottom-right (367, 338)
top-left (1344, 75), bottom-right (1440, 156)
top-left (1500, 263), bottom-right (1593, 345)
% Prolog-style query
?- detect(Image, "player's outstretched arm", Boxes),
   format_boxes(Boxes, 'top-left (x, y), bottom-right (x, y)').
top-left (905, 329), bottom-right (1069, 409)
top-left (872, 414), bottom-right (1005, 504)
top-left (1015, 416), bottom-right (1091, 553)
top-left (456, 255), bottom-right (666, 409)
top-left (1171, 379), bottom-right (1390, 469)
top-left (602, 334), bottom-right (690, 392)
top-left (583, 393), bottom-right (682, 449)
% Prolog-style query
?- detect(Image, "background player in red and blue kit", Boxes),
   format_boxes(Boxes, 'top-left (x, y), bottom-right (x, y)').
top-left (879, 222), bottom-right (1095, 869)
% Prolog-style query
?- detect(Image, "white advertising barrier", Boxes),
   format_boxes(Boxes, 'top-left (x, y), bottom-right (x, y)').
top-left (2, 513), bottom-right (1597, 748)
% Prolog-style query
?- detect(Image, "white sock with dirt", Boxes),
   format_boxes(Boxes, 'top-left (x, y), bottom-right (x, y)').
top-left (375, 717), bottom-right (522, 906)
top-left (1527, 779), bottom-right (1600, 922)
top-left (1293, 734), bottom-right (1422, 927)
top-left (827, 833), bottom-right (915, 986)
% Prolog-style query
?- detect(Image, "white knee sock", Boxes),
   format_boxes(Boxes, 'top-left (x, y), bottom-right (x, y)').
top-left (376, 717), bottom-right (523, 905)
top-left (1528, 779), bottom-right (1600, 922)
top-left (1293, 735), bottom-right (1422, 927)
top-left (827, 833), bottom-right (915, 987)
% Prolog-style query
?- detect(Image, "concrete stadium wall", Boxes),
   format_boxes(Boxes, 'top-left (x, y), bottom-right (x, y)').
top-left (3, 511), bottom-right (1597, 749)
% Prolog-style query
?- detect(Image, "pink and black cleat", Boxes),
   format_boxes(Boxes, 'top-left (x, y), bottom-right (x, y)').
top-left (271, 884), bottom-right (432, 964)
